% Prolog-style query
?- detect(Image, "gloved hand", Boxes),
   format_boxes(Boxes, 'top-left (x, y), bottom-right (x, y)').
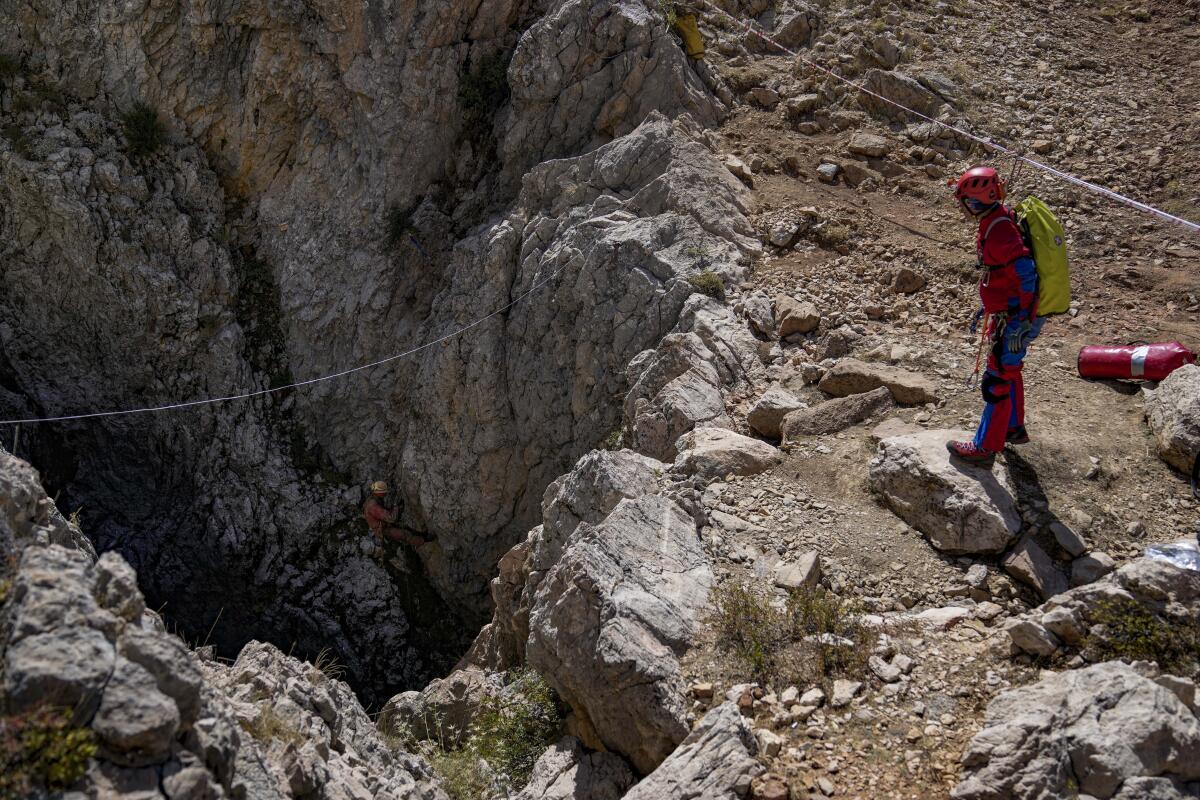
top-left (968, 307), bottom-right (985, 334)
top-left (1007, 319), bottom-right (1034, 354)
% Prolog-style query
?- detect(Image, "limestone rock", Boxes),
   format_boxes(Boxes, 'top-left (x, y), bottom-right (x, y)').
top-left (891, 267), bottom-right (927, 295)
top-left (859, 69), bottom-right (945, 121)
top-left (514, 737), bottom-right (635, 800)
top-left (470, 449), bottom-right (667, 672)
top-left (504, 0), bottom-right (723, 173)
top-left (819, 358), bottom-right (938, 404)
top-left (673, 428), bottom-right (783, 480)
top-left (1003, 536), bottom-right (1068, 600)
top-left (848, 131), bottom-right (891, 158)
top-left (953, 663), bottom-right (1200, 800)
top-left (748, 388), bottom-right (805, 439)
top-left (831, 680), bottom-right (862, 708)
top-left (1002, 618), bottom-right (1060, 657)
top-left (869, 431), bottom-right (1022, 554)
top-left (775, 296), bottom-right (822, 337)
top-left (92, 658), bottom-right (181, 766)
top-left (781, 387), bottom-right (893, 439)
top-left (625, 332), bottom-right (734, 462)
top-left (1144, 364), bottom-right (1200, 474)
top-left (378, 668), bottom-right (503, 747)
top-left (1071, 551), bottom-right (1117, 587)
top-left (772, 551), bottom-right (823, 591)
top-left (0, 449), bottom-right (93, 558)
top-left (623, 703), bottom-right (764, 800)
top-left (527, 496), bottom-right (714, 773)
top-left (741, 291), bottom-right (776, 338)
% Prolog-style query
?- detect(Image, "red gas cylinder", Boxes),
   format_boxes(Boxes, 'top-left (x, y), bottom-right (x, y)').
top-left (1077, 341), bottom-right (1196, 382)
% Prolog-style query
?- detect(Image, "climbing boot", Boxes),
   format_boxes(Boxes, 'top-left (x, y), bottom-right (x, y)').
top-left (1006, 426), bottom-right (1031, 445)
top-left (946, 440), bottom-right (996, 469)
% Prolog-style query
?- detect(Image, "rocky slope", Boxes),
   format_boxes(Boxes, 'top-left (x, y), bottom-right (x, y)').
top-left (0, 448), bottom-right (447, 799)
top-left (3, 0), bottom-right (1200, 798)
top-left (0, 0), bottom-right (751, 705)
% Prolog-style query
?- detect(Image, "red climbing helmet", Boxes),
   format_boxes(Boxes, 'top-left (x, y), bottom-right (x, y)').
top-left (951, 166), bottom-right (1006, 206)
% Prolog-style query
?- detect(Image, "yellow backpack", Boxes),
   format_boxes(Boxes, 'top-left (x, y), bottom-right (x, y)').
top-left (1014, 196), bottom-right (1071, 316)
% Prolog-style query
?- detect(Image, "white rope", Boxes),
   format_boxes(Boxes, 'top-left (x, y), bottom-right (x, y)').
top-left (697, 0), bottom-right (1200, 233)
top-left (0, 259), bottom-right (573, 425)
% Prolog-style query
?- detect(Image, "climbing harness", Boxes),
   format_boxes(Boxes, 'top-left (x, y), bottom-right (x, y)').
top-left (966, 312), bottom-right (992, 390)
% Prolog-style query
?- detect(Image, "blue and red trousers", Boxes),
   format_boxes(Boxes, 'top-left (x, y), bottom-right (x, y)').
top-left (973, 317), bottom-right (1043, 453)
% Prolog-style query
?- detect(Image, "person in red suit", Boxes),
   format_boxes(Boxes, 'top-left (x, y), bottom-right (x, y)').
top-left (947, 167), bottom-right (1043, 469)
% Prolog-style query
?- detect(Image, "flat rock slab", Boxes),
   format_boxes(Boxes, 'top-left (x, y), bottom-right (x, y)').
top-left (818, 358), bottom-right (938, 405)
top-left (1003, 536), bottom-right (1068, 600)
top-left (673, 427), bottom-right (783, 480)
top-left (869, 430), bottom-right (1021, 555)
top-left (781, 386), bottom-right (893, 439)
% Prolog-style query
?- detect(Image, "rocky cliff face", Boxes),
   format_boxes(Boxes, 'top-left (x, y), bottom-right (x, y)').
top-left (0, 449), bottom-right (447, 799)
top-left (0, 0), bottom-right (744, 705)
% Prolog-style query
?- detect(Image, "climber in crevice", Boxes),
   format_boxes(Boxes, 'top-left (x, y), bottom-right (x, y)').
top-left (363, 480), bottom-right (433, 556)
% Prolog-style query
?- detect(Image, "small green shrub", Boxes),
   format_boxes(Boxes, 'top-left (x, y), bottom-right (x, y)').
top-left (0, 706), bottom-right (98, 796)
top-left (1084, 597), bottom-right (1200, 675)
top-left (709, 580), bottom-right (873, 689)
top-left (427, 669), bottom-right (561, 800)
top-left (458, 52), bottom-right (510, 137)
top-left (687, 270), bottom-right (725, 301)
top-left (602, 429), bottom-right (623, 451)
top-left (812, 223), bottom-right (852, 250)
top-left (121, 101), bottom-right (165, 159)
top-left (658, 0), bottom-right (679, 27)
top-left (242, 705), bottom-right (304, 746)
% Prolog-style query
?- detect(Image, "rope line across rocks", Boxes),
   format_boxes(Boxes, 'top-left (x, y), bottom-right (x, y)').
top-left (0, 259), bottom-right (576, 426)
top-left (695, 0), bottom-right (1200, 234)
top-left (5, 9), bottom-right (1196, 427)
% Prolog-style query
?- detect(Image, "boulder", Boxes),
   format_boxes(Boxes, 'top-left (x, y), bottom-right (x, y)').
top-left (117, 628), bottom-right (203, 727)
top-left (1049, 521), bottom-right (1087, 557)
top-left (1008, 557), bottom-right (1200, 659)
top-left (623, 703), bottom-right (763, 799)
top-left (1002, 618), bottom-right (1060, 657)
top-left (772, 551), bottom-right (822, 591)
top-left (891, 267), bottom-right (927, 295)
top-left (673, 428), bottom-right (783, 480)
top-left (625, 333), bottom-right (733, 462)
top-left (1144, 364), bottom-right (1200, 474)
top-left (749, 87), bottom-right (780, 109)
top-left (748, 388), bottom-right (805, 439)
top-left (952, 663), bottom-right (1200, 800)
top-left (869, 431), bottom-right (1022, 554)
top-left (1070, 550), bottom-right (1117, 587)
top-left (514, 737), bottom-right (635, 800)
top-left (831, 679), bottom-right (862, 708)
top-left (818, 358), bottom-right (938, 404)
top-left (377, 668), bottom-right (503, 746)
top-left (527, 496), bottom-right (714, 774)
top-left (781, 386), bottom-right (893, 439)
top-left (859, 69), bottom-right (944, 121)
top-left (92, 658), bottom-right (180, 766)
top-left (848, 131), bottom-right (891, 158)
top-left (1003, 536), bottom-right (1068, 600)
top-left (740, 291), bottom-right (776, 338)
top-left (775, 296), bottom-right (821, 337)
